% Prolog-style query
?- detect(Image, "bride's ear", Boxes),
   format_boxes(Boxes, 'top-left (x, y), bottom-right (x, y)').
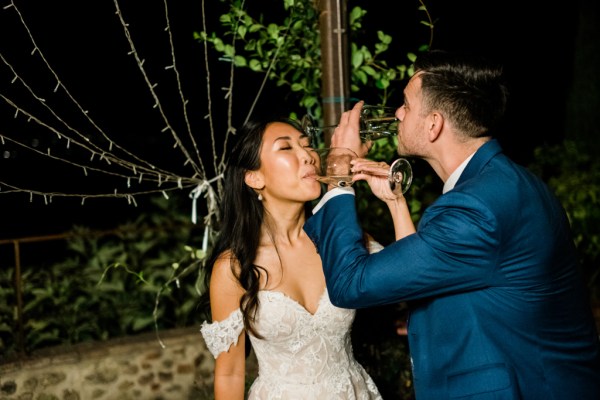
top-left (244, 170), bottom-right (265, 190)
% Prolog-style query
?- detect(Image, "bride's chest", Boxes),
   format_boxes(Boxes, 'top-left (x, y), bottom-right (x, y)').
top-left (252, 290), bottom-right (355, 342)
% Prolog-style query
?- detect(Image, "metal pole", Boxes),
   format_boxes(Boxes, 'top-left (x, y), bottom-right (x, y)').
top-left (13, 240), bottom-right (25, 356)
top-left (319, 0), bottom-right (349, 146)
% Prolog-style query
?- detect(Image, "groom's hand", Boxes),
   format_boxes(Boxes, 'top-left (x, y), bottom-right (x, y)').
top-left (331, 101), bottom-right (371, 158)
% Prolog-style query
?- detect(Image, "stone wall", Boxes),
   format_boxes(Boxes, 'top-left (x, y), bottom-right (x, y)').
top-left (0, 327), bottom-right (257, 400)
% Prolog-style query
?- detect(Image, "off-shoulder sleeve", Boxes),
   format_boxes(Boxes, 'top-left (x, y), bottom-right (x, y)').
top-left (200, 309), bottom-right (244, 358)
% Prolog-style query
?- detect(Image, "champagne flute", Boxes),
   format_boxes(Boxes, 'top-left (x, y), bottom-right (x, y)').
top-left (301, 105), bottom-right (398, 143)
top-left (311, 147), bottom-right (413, 195)
top-left (311, 147), bottom-right (357, 188)
top-left (388, 158), bottom-right (413, 195)
top-left (359, 105), bottom-right (399, 141)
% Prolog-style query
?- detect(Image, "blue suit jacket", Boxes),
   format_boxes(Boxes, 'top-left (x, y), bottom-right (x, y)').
top-left (304, 140), bottom-right (600, 399)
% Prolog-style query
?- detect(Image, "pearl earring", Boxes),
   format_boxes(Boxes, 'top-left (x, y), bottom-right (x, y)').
top-left (257, 193), bottom-right (263, 201)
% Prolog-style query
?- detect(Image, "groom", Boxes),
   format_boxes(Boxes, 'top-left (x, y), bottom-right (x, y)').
top-left (304, 50), bottom-right (600, 399)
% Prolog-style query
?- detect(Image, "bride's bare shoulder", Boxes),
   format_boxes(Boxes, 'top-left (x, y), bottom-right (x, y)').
top-left (210, 250), bottom-right (240, 282)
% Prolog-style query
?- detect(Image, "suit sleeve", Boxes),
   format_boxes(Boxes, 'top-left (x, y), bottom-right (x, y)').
top-left (304, 191), bottom-right (501, 308)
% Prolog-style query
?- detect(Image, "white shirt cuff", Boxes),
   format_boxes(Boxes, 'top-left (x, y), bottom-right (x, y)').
top-left (312, 187), bottom-right (355, 214)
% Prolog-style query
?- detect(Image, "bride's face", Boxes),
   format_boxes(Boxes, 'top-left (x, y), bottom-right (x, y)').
top-left (256, 122), bottom-right (320, 203)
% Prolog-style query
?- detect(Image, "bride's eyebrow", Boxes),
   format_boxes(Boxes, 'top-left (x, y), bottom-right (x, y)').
top-left (274, 134), bottom-right (308, 142)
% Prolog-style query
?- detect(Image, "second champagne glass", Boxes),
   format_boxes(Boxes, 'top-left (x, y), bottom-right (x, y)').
top-left (301, 105), bottom-right (398, 145)
top-left (311, 147), bottom-right (357, 188)
top-left (359, 105), bottom-right (399, 141)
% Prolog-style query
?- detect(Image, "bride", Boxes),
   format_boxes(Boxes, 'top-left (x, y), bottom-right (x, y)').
top-left (200, 117), bottom-right (383, 399)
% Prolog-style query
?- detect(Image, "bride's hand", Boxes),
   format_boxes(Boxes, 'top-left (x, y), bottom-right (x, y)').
top-left (351, 158), bottom-right (405, 202)
top-left (352, 157), bottom-right (415, 240)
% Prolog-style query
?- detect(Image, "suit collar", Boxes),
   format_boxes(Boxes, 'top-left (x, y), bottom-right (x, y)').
top-left (455, 139), bottom-right (503, 186)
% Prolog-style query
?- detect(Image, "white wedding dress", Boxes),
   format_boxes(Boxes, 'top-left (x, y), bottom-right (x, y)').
top-left (200, 288), bottom-right (383, 399)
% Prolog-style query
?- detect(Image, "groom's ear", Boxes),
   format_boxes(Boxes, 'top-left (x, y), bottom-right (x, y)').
top-left (244, 170), bottom-right (265, 190)
top-left (428, 112), bottom-right (444, 142)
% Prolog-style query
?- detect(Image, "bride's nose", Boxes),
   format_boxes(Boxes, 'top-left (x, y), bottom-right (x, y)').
top-left (301, 148), bottom-right (316, 164)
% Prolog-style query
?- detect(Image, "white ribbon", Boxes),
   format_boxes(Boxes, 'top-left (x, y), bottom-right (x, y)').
top-left (189, 174), bottom-right (223, 253)
top-left (189, 174), bottom-right (223, 224)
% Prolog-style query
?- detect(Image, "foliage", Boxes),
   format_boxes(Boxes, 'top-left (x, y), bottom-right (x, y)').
top-left (195, 0), bottom-right (437, 242)
top-left (0, 195), bottom-right (207, 359)
top-left (195, 0), bottom-right (432, 120)
top-left (527, 140), bottom-right (600, 302)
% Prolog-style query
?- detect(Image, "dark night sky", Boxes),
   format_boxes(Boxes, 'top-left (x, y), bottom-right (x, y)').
top-left (0, 0), bottom-right (591, 239)
top-left (373, 0), bottom-right (582, 162)
top-left (426, 0), bottom-right (582, 161)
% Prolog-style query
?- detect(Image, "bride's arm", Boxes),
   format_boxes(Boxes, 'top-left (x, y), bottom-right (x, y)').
top-left (351, 158), bottom-right (416, 241)
top-left (208, 256), bottom-right (247, 400)
top-left (385, 196), bottom-right (416, 240)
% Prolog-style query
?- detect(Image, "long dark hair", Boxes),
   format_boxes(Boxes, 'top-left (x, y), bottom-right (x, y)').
top-left (202, 116), bottom-right (309, 338)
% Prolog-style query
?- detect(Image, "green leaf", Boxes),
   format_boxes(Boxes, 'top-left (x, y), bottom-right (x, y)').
top-left (376, 78), bottom-right (390, 90)
top-left (237, 24), bottom-right (247, 39)
top-left (352, 50), bottom-right (364, 69)
top-left (304, 95), bottom-right (318, 108)
top-left (377, 31), bottom-right (393, 45)
top-left (267, 23), bottom-right (279, 39)
top-left (214, 38), bottom-right (225, 52)
top-left (349, 6), bottom-right (367, 25)
top-left (224, 44), bottom-right (235, 57)
top-left (361, 65), bottom-right (377, 77)
top-left (249, 23), bottom-right (262, 33)
top-left (234, 55), bottom-right (247, 67)
top-left (375, 43), bottom-right (389, 54)
top-left (355, 70), bottom-right (368, 85)
top-left (291, 82), bottom-right (304, 92)
top-left (249, 58), bottom-right (263, 71)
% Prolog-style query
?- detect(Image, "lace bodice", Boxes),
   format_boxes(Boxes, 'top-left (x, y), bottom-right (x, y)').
top-left (200, 289), bottom-right (382, 399)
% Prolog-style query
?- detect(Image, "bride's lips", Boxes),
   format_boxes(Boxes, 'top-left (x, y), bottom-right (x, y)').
top-left (302, 167), bottom-right (318, 179)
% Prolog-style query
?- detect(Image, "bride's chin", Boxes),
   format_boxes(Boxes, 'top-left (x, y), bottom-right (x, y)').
top-left (306, 184), bottom-right (322, 197)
